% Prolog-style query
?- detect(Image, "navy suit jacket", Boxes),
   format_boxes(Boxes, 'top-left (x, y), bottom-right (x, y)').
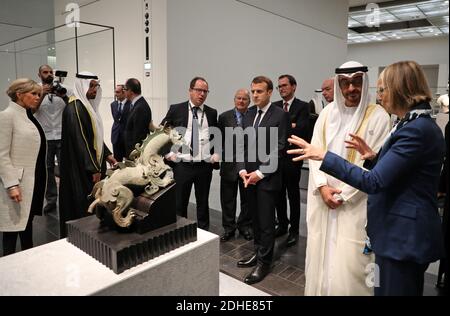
top-left (273, 98), bottom-right (310, 159)
top-left (236, 104), bottom-right (290, 191)
top-left (110, 100), bottom-right (131, 145)
top-left (161, 101), bottom-right (219, 169)
top-left (320, 111), bottom-right (445, 264)
top-left (124, 97), bottom-right (152, 157)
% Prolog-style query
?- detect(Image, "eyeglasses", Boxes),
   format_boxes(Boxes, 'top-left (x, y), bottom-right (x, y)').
top-left (89, 83), bottom-right (101, 89)
top-left (192, 88), bottom-right (209, 95)
top-left (338, 76), bottom-right (363, 89)
top-left (276, 84), bottom-right (290, 90)
top-left (235, 96), bottom-right (250, 101)
top-left (376, 87), bottom-right (387, 94)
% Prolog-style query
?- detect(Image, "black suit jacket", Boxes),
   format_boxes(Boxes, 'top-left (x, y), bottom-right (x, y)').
top-left (218, 109), bottom-right (243, 181)
top-left (124, 97), bottom-right (152, 157)
top-left (273, 98), bottom-right (310, 149)
top-left (111, 100), bottom-right (131, 145)
top-left (237, 104), bottom-right (290, 191)
top-left (161, 101), bottom-right (219, 163)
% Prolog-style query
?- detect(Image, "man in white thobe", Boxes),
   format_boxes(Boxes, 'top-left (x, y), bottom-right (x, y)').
top-left (305, 61), bottom-right (391, 296)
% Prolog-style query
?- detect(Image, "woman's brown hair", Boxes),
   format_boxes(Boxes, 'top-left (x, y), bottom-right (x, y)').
top-left (382, 61), bottom-right (432, 111)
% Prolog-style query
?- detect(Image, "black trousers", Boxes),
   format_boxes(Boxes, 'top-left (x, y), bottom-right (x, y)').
top-left (247, 185), bottom-right (277, 266)
top-left (375, 255), bottom-right (429, 296)
top-left (276, 158), bottom-right (302, 233)
top-left (112, 138), bottom-right (126, 162)
top-left (46, 140), bottom-right (61, 207)
top-left (220, 177), bottom-right (251, 234)
top-left (174, 162), bottom-right (213, 230)
top-left (2, 215), bottom-right (34, 256)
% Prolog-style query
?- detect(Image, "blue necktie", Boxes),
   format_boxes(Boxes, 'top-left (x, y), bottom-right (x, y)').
top-left (236, 112), bottom-right (242, 127)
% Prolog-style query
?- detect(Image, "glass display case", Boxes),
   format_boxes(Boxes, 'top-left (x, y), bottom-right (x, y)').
top-left (0, 21), bottom-right (115, 109)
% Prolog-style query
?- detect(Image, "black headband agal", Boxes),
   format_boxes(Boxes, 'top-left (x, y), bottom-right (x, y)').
top-left (76, 73), bottom-right (99, 80)
top-left (335, 66), bottom-right (368, 75)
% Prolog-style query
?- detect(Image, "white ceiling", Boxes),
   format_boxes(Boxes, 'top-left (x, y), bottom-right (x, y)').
top-left (349, 0), bottom-right (393, 7)
top-left (348, 0), bottom-right (449, 44)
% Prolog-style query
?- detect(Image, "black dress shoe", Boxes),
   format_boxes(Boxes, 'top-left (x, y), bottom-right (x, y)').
top-left (244, 264), bottom-right (271, 284)
top-left (237, 253), bottom-right (257, 268)
top-left (220, 231), bottom-right (235, 242)
top-left (275, 226), bottom-right (288, 238)
top-left (239, 230), bottom-right (253, 241)
top-left (286, 232), bottom-right (299, 247)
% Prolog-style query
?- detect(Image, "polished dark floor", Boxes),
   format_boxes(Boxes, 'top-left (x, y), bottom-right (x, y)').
top-left (0, 192), bottom-right (444, 296)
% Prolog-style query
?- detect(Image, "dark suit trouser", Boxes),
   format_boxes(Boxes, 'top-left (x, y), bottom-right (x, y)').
top-left (276, 158), bottom-right (302, 233)
top-left (375, 255), bottom-right (429, 296)
top-left (220, 177), bottom-right (251, 233)
top-left (2, 215), bottom-right (34, 256)
top-left (247, 185), bottom-right (277, 266)
top-left (112, 139), bottom-right (126, 162)
top-left (174, 162), bottom-right (212, 230)
top-left (45, 140), bottom-right (61, 207)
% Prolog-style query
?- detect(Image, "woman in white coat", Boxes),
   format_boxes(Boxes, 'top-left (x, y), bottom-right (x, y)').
top-left (0, 79), bottom-right (46, 256)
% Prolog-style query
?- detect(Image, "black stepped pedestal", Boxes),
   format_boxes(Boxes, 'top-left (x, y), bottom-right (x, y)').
top-left (67, 216), bottom-right (197, 274)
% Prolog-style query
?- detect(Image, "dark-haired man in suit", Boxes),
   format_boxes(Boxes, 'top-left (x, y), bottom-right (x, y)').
top-left (111, 84), bottom-right (131, 161)
top-left (124, 78), bottom-right (152, 157)
top-left (273, 74), bottom-right (310, 247)
top-left (161, 77), bottom-right (219, 230)
top-left (218, 89), bottom-right (252, 242)
top-left (236, 76), bottom-right (290, 284)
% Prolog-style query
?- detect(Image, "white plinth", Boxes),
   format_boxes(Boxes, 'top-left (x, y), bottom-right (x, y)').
top-left (0, 229), bottom-right (219, 296)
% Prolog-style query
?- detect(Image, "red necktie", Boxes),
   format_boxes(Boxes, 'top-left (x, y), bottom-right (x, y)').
top-left (284, 102), bottom-right (289, 112)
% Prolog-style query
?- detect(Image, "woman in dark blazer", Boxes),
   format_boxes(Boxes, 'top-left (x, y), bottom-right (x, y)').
top-left (288, 61), bottom-right (445, 296)
top-left (0, 79), bottom-right (46, 256)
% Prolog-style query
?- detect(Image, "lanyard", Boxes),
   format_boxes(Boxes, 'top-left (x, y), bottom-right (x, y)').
top-left (189, 104), bottom-right (205, 127)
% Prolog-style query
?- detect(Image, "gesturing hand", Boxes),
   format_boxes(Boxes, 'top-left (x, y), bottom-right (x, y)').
top-left (287, 135), bottom-right (326, 161)
top-left (345, 133), bottom-right (377, 161)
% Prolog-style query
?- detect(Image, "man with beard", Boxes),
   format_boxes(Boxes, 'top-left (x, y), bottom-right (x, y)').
top-left (34, 65), bottom-right (72, 214)
top-left (59, 72), bottom-right (116, 238)
top-left (304, 61), bottom-right (390, 296)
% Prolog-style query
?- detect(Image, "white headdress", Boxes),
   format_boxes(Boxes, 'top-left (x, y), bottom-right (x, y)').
top-left (74, 71), bottom-right (104, 164)
top-left (326, 61), bottom-right (370, 151)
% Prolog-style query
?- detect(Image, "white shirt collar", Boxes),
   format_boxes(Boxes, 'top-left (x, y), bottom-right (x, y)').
top-left (189, 100), bottom-right (204, 111)
top-left (284, 97), bottom-right (295, 106)
top-left (257, 102), bottom-right (272, 113)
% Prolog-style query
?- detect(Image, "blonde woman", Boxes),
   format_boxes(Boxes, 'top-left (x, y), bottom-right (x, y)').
top-left (0, 79), bottom-right (46, 256)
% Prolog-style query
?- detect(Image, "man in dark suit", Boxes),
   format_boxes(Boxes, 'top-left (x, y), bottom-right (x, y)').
top-left (236, 76), bottom-right (290, 284)
top-left (273, 75), bottom-right (310, 247)
top-left (161, 77), bottom-right (220, 230)
top-left (218, 89), bottom-right (252, 242)
top-left (123, 78), bottom-right (152, 158)
top-left (110, 84), bottom-right (131, 161)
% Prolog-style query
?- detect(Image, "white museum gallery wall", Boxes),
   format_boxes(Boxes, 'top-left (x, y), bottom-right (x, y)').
top-left (53, 0), bottom-right (168, 150)
top-left (348, 36), bottom-right (449, 102)
top-left (166, 0), bottom-right (349, 211)
top-left (167, 0), bottom-right (348, 115)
